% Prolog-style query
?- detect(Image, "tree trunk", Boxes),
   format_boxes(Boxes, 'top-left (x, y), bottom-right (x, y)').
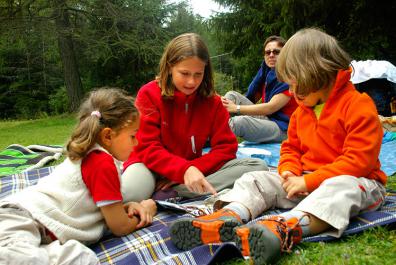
top-left (52, 0), bottom-right (83, 112)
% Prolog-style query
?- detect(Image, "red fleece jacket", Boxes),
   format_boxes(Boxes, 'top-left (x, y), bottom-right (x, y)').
top-left (124, 81), bottom-right (238, 183)
top-left (278, 69), bottom-right (387, 192)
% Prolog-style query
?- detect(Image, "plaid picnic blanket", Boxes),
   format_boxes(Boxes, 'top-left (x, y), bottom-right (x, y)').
top-left (0, 144), bottom-right (63, 177)
top-left (1, 167), bottom-right (395, 264)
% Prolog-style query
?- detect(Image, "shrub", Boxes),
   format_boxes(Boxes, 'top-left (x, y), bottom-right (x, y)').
top-left (49, 86), bottom-right (69, 115)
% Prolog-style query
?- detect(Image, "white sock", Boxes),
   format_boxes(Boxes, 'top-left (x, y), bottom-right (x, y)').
top-left (279, 210), bottom-right (311, 236)
top-left (224, 202), bottom-right (250, 223)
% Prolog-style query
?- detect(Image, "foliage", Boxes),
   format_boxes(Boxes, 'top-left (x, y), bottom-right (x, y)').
top-left (48, 86), bottom-right (69, 115)
top-left (211, 0), bottom-right (396, 90)
top-left (0, 0), bottom-right (395, 117)
top-left (213, 71), bottom-right (236, 96)
top-left (0, 0), bottom-right (208, 118)
top-left (0, 22), bottom-right (63, 118)
top-left (76, 0), bottom-right (173, 92)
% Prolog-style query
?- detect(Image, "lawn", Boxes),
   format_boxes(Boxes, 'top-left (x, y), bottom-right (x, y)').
top-left (0, 116), bottom-right (395, 264)
top-left (0, 114), bottom-right (76, 150)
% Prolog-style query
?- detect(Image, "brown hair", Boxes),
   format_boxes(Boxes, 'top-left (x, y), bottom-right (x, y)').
top-left (276, 28), bottom-right (351, 96)
top-left (66, 87), bottom-right (138, 161)
top-left (157, 33), bottom-right (214, 97)
top-left (263, 35), bottom-right (286, 55)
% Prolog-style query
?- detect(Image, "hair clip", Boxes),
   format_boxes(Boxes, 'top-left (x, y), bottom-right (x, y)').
top-left (91, 110), bottom-right (101, 118)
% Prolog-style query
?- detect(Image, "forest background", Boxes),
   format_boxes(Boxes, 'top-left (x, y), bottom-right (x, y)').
top-left (1, 0), bottom-right (395, 119)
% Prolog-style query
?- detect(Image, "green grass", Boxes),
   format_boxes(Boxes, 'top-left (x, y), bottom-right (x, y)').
top-left (0, 114), bottom-right (76, 150)
top-left (0, 116), bottom-right (395, 264)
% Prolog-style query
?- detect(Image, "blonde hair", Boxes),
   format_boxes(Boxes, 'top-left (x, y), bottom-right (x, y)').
top-left (66, 87), bottom-right (138, 161)
top-left (276, 28), bottom-right (351, 96)
top-left (157, 33), bottom-right (214, 97)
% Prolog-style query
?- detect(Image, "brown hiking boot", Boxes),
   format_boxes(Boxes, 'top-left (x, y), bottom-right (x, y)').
top-left (234, 216), bottom-right (303, 264)
top-left (170, 209), bottom-right (243, 250)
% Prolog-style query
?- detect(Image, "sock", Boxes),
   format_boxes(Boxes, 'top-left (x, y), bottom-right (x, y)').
top-left (224, 202), bottom-right (250, 223)
top-left (280, 210), bottom-right (311, 236)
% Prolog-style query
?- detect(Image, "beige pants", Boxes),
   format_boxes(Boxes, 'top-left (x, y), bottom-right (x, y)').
top-left (0, 202), bottom-right (99, 265)
top-left (215, 171), bottom-right (386, 237)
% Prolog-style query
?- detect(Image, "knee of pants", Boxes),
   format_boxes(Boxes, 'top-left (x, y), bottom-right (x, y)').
top-left (221, 173), bottom-right (263, 203)
top-left (246, 157), bottom-right (268, 171)
top-left (237, 171), bottom-right (282, 193)
top-left (233, 172), bottom-right (263, 189)
top-left (228, 116), bottom-right (244, 136)
top-left (121, 164), bottom-right (156, 202)
top-left (224, 91), bottom-right (239, 102)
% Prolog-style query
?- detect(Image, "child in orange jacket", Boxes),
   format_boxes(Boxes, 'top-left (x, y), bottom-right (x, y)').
top-left (169, 28), bottom-right (387, 264)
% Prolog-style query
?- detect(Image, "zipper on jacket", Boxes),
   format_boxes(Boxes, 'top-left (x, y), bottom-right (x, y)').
top-left (185, 103), bottom-right (188, 113)
top-left (191, 135), bottom-right (196, 154)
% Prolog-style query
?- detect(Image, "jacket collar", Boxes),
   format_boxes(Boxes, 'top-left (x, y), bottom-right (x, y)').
top-left (326, 68), bottom-right (353, 102)
top-left (297, 68), bottom-right (353, 111)
top-left (173, 89), bottom-right (198, 103)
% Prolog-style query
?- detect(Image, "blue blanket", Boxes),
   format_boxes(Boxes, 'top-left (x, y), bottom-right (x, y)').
top-left (237, 135), bottom-right (396, 176)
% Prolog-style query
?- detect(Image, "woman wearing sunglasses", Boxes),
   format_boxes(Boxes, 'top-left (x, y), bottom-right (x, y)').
top-left (222, 36), bottom-right (298, 143)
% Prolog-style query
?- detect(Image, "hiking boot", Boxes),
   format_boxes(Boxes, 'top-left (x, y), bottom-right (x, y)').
top-left (170, 209), bottom-right (243, 250)
top-left (234, 216), bottom-right (303, 264)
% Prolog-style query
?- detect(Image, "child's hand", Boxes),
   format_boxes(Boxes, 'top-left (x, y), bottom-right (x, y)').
top-left (282, 176), bottom-right (308, 199)
top-left (124, 201), bottom-right (155, 229)
top-left (140, 199), bottom-right (157, 218)
top-left (184, 166), bottom-right (217, 195)
top-left (280, 170), bottom-right (296, 183)
top-left (124, 201), bottom-right (140, 217)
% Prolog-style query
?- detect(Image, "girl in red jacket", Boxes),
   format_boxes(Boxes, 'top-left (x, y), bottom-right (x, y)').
top-left (169, 28), bottom-right (387, 264)
top-left (122, 33), bottom-right (267, 200)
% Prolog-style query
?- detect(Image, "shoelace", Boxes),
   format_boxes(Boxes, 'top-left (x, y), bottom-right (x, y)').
top-left (272, 214), bottom-right (309, 253)
top-left (274, 219), bottom-right (294, 253)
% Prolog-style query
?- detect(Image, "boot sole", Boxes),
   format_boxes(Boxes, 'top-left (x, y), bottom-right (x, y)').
top-left (170, 216), bottom-right (242, 250)
top-left (235, 224), bottom-right (281, 264)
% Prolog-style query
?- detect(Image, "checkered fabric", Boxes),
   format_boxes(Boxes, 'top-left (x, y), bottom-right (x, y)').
top-left (1, 166), bottom-right (395, 264)
top-left (0, 166), bottom-right (54, 199)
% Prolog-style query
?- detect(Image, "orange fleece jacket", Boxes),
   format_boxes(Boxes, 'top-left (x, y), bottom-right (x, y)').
top-left (278, 69), bottom-right (387, 192)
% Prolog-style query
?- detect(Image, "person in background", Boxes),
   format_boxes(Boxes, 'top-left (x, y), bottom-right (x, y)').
top-left (222, 36), bottom-right (298, 143)
top-left (122, 33), bottom-right (267, 200)
top-left (170, 28), bottom-right (387, 264)
top-left (0, 88), bottom-right (157, 265)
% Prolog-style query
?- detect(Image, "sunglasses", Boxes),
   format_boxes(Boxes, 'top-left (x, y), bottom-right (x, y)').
top-left (264, 49), bottom-right (281, 56)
